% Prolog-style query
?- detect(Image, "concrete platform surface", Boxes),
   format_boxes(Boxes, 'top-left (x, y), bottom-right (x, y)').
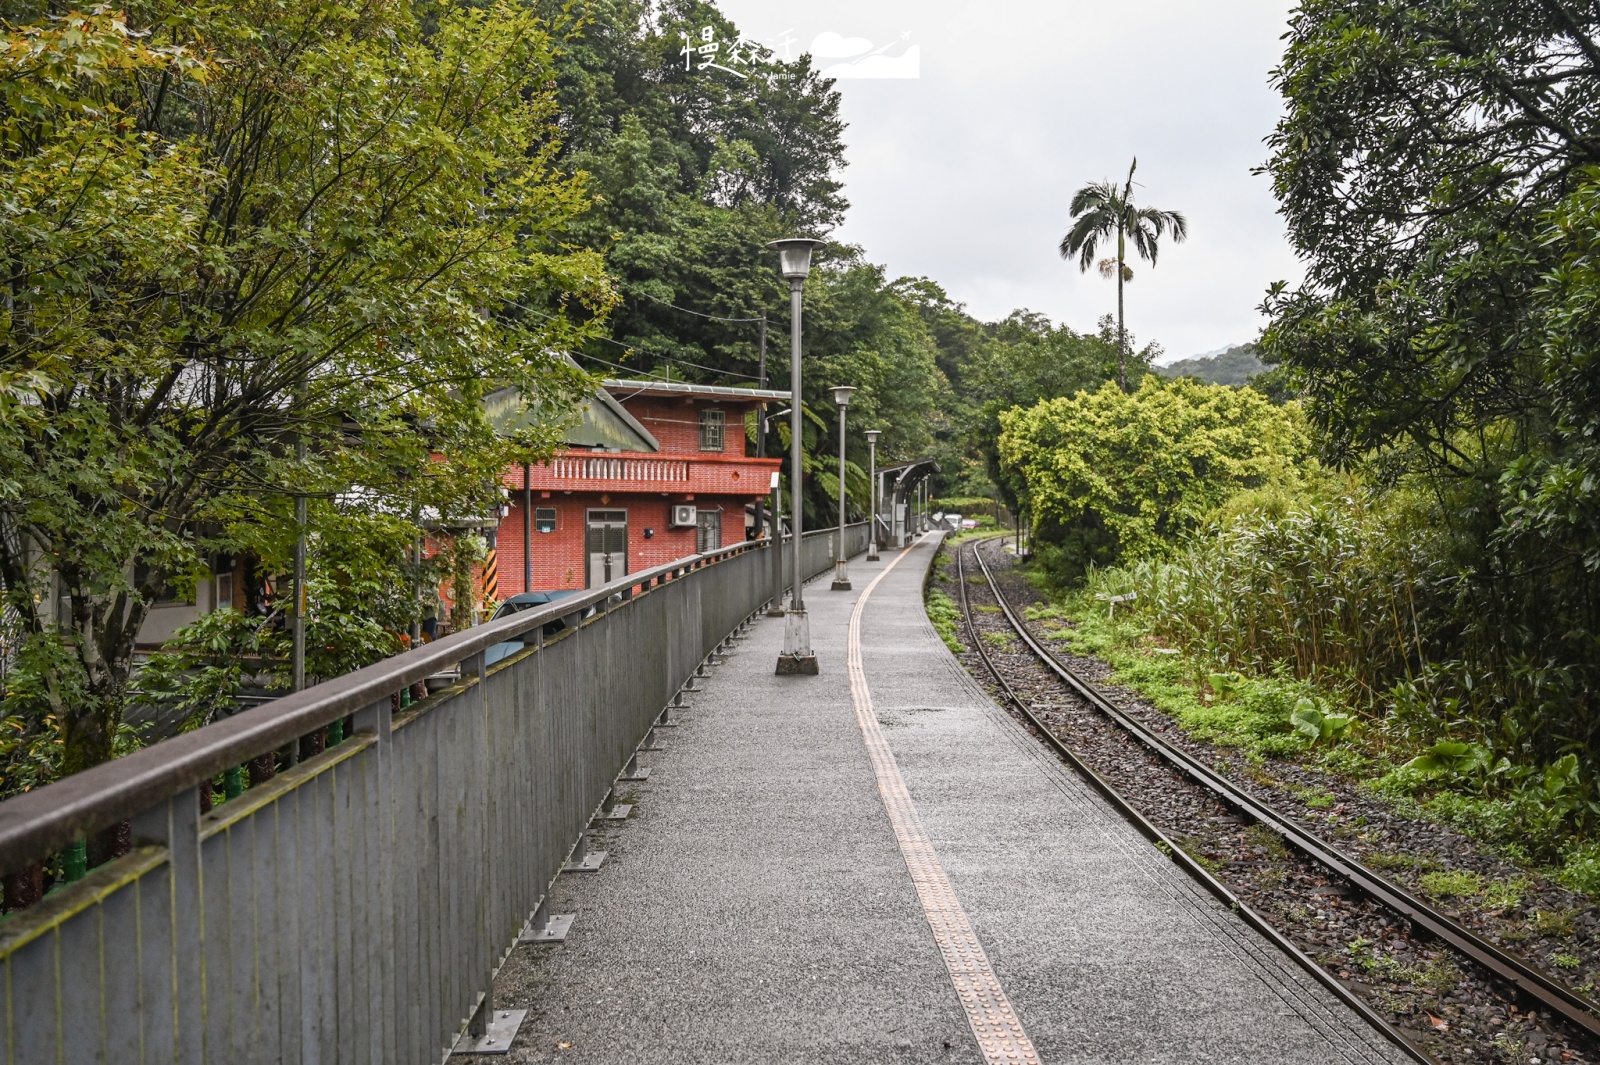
top-left (489, 535), bottom-right (1411, 1064)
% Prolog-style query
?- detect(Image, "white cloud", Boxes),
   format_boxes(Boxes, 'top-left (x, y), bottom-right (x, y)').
top-left (722, 0), bottom-right (1303, 360)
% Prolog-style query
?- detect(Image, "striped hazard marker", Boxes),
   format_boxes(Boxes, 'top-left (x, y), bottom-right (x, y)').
top-left (482, 547), bottom-right (499, 604)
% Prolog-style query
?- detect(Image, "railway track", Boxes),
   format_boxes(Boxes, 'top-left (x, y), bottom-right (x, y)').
top-left (950, 534), bottom-right (1600, 1065)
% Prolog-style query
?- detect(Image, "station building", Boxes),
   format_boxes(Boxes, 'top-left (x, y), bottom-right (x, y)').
top-left (486, 379), bottom-right (787, 595)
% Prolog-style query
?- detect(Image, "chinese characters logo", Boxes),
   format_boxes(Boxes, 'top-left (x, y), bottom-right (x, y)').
top-left (680, 27), bottom-right (783, 79)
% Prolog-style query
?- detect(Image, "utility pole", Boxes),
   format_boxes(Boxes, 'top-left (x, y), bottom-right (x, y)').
top-left (292, 471), bottom-right (306, 693)
top-left (754, 315), bottom-right (767, 542)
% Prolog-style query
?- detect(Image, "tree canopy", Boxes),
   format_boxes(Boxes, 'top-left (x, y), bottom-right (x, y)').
top-left (1262, 0), bottom-right (1600, 758)
top-left (0, 0), bottom-right (605, 778)
top-left (998, 378), bottom-right (1308, 582)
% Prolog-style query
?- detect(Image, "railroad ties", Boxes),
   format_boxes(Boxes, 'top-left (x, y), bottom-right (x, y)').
top-left (954, 535), bottom-right (1600, 1065)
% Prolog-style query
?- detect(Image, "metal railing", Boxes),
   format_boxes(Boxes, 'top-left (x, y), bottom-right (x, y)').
top-left (0, 523), bottom-right (867, 1064)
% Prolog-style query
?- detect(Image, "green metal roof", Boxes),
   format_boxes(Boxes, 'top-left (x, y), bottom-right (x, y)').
top-left (483, 384), bottom-right (661, 452)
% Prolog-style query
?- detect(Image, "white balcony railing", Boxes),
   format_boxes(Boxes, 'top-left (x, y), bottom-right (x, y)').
top-left (550, 456), bottom-right (690, 482)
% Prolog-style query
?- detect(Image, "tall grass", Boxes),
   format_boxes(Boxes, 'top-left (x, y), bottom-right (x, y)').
top-left (1097, 499), bottom-right (1434, 708)
top-left (1069, 490), bottom-right (1600, 884)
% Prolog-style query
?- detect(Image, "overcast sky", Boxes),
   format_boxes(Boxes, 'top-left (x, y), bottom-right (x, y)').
top-left (715, 0), bottom-right (1302, 362)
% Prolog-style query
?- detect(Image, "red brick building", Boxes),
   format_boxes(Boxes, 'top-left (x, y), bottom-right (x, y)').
top-left (488, 379), bottom-right (787, 595)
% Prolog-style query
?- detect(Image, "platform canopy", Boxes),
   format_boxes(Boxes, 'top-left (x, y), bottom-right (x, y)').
top-left (878, 458), bottom-right (939, 501)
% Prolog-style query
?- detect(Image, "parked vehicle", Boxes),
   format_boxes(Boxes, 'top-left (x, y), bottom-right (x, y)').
top-left (483, 590), bottom-right (582, 666)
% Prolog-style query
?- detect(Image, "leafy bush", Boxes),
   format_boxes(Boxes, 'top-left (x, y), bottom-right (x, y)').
top-left (1557, 842), bottom-right (1600, 897)
top-left (1056, 594), bottom-right (1323, 757)
top-left (1403, 740), bottom-right (1493, 783)
top-left (998, 377), bottom-right (1309, 582)
top-left (1057, 537), bottom-right (1600, 893)
top-left (932, 496), bottom-right (1003, 514)
top-left (1, 633), bottom-right (145, 799)
top-left (132, 610), bottom-right (285, 732)
top-left (1290, 697), bottom-right (1354, 745)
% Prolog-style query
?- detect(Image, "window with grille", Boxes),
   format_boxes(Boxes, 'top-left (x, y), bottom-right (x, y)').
top-left (699, 409), bottom-right (725, 451)
top-left (535, 507), bottom-right (557, 533)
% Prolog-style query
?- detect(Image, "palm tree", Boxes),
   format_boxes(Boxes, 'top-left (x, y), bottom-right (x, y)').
top-left (1060, 158), bottom-right (1188, 392)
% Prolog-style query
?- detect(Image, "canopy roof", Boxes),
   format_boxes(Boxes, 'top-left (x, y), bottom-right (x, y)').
top-left (877, 458), bottom-right (940, 505)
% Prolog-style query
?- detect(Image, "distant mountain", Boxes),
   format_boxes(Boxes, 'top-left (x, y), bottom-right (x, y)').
top-left (1156, 343), bottom-right (1267, 386)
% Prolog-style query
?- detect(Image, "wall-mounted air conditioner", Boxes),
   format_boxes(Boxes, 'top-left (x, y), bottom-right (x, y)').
top-left (669, 504), bottom-right (697, 528)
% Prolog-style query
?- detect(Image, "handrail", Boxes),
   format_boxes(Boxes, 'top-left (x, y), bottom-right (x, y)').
top-left (0, 525), bottom-right (862, 877)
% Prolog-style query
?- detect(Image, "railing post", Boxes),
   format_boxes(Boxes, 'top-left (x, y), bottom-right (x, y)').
top-left (131, 787), bottom-right (205, 1065)
top-left (351, 695), bottom-right (396, 1063)
top-left (454, 649), bottom-right (528, 1054)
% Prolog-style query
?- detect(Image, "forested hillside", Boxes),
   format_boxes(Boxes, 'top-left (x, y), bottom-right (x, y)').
top-left (1156, 343), bottom-right (1267, 386)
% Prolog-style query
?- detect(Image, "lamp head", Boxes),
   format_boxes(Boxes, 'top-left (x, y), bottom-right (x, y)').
top-left (766, 237), bottom-right (827, 281)
top-left (829, 385), bottom-right (856, 409)
top-left (864, 429), bottom-right (880, 445)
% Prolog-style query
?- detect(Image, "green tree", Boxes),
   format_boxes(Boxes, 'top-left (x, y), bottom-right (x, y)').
top-left (1060, 159), bottom-right (1187, 392)
top-left (967, 313), bottom-right (1134, 509)
top-left (998, 378), bottom-right (1308, 582)
top-left (533, 0), bottom-right (847, 383)
top-left (1261, 0), bottom-right (1600, 760)
top-left (0, 0), bottom-right (605, 778)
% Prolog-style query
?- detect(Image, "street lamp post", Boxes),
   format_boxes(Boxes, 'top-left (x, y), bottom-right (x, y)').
top-left (768, 237), bottom-right (826, 676)
top-left (829, 386), bottom-right (855, 590)
top-left (864, 430), bottom-right (880, 561)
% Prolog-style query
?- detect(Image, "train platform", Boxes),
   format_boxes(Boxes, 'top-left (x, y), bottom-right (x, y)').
top-left (490, 533), bottom-right (1411, 1064)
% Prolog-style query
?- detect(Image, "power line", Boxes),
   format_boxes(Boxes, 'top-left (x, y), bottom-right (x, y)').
top-left (569, 350), bottom-right (674, 380)
top-left (633, 291), bottom-right (765, 323)
top-left (503, 298), bottom-right (761, 380)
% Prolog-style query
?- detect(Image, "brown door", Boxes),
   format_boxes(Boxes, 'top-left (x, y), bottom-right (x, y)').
top-left (586, 509), bottom-right (628, 587)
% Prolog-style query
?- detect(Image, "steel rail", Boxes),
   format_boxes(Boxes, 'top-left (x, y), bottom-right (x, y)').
top-left (0, 526), bottom-right (866, 877)
top-left (965, 536), bottom-right (1600, 1047)
top-left (952, 537), bottom-right (1436, 1064)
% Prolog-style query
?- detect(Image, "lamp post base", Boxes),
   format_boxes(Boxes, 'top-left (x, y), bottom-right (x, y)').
top-left (776, 610), bottom-right (818, 674)
top-left (830, 559), bottom-right (851, 591)
top-left (776, 652), bottom-right (818, 675)
top-left (866, 545), bottom-right (880, 562)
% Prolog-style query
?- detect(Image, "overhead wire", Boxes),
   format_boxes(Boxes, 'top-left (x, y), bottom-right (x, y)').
top-left (632, 290), bottom-right (766, 322)
top-left (500, 297), bottom-right (768, 381)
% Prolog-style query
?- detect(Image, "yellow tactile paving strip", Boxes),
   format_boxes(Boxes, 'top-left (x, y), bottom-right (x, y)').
top-left (848, 544), bottom-right (1042, 1065)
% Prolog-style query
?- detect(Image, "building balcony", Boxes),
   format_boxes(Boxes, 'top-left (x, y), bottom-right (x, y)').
top-left (518, 451), bottom-right (781, 497)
